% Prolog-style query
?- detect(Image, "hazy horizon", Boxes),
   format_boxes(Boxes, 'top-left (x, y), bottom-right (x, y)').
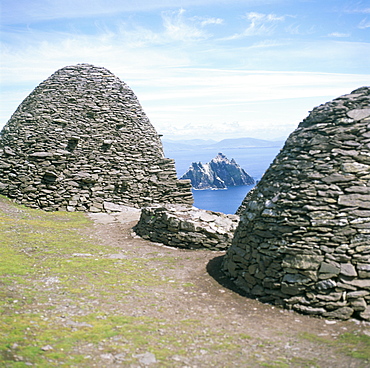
top-left (161, 135), bottom-right (288, 142)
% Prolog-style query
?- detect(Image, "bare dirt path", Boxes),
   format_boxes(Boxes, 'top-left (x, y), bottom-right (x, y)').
top-left (84, 210), bottom-right (370, 367)
top-left (1, 197), bottom-right (369, 367)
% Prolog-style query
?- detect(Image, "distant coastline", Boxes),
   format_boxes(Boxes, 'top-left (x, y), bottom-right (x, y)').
top-left (163, 137), bottom-right (284, 214)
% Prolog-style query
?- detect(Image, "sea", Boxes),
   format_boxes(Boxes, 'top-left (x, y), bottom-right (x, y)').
top-left (163, 145), bottom-right (284, 215)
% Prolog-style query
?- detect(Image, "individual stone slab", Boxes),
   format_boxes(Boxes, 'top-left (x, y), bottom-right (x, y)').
top-left (0, 64), bottom-right (193, 211)
top-left (134, 204), bottom-right (239, 250)
top-left (223, 87), bottom-right (370, 321)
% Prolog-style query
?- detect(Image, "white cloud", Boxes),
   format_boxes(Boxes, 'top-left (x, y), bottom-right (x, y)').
top-left (1, 0), bottom-right (266, 23)
top-left (344, 4), bottom-right (370, 15)
top-left (113, 10), bottom-right (223, 46)
top-left (328, 32), bottom-right (350, 38)
top-left (3, 41), bottom-right (369, 141)
top-left (162, 9), bottom-right (206, 40)
top-left (116, 23), bottom-right (161, 47)
top-left (359, 18), bottom-right (370, 29)
top-left (245, 12), bottom-right (284, 23)
top-left (198, 17), bottom-right (224, 27)
top-left (224, 11), bottom-right (285, 39)
top-left (1, 2), bottom-right (370, 141)
top-left (134, 69), bottom-right (370, 140)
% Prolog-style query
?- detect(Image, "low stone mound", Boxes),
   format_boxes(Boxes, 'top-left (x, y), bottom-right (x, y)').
top-left (134, 204), bottom-right (239, 250)
top-left (223, 87), bottom-right (370, 320)
top-left (0, 64), bottom-right (193, 211)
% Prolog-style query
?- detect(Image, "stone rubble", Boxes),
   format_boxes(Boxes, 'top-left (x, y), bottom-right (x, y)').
top-left (0, 64), bottom-right (193, 212)
top-left (134, 204), bottom-right (239, 251)
top-left (223, 87), bottom-right (370, 320)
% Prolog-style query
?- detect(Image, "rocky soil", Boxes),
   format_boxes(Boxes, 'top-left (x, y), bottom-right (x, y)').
top-left (1, 197), bottom-right (370, 367)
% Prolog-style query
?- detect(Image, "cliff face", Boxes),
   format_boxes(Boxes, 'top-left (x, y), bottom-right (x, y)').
top-left (180, 153), bottom-right (255, 190)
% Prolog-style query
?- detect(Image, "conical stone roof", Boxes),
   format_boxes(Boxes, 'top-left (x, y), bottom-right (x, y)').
top-left (0, 64), bottom-right (193, 211)
top-left (223, 87), bottom-right (370, 320)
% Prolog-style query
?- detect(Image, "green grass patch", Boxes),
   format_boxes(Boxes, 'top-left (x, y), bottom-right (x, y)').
top-left (299, 332), bottom-right (332, 344)
top-left (260, 360), bottom-right (289, 368)
top-left (300, 331), bottom-right (370, 362)
top-left (338, 332), bottom-right (370, 360)
top-left (0, 312), bottom-right (169, 366)
top-left (290, 357), bottom-right (320, 367)
top-left (0, 198), bottom-right (246, 366)
top-left (1, 196), bottom-right (368, 367)
top-left (0, 198), bottom-right (172, 365)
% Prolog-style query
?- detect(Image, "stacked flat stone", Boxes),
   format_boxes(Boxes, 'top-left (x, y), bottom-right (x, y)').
top-left (0, 64), bottom-right (193, 211)
top-left (134, 204), bottom-right (239, 250)
top-left (223, 87), bottom-right (370, 320)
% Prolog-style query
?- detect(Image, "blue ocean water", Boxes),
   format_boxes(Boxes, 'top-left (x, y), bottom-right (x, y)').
top-left (192, 185), bottom-right (254, 214)
top-left (164, 145), bottom-right (283, 214)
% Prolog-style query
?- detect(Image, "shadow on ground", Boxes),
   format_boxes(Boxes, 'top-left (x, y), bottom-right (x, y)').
top-left (206, 255), bottom-right (250, 298)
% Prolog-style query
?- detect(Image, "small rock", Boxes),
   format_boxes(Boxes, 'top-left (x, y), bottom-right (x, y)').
top-left (41, 345), bottom-right (53, 351)
top-left (72, 253), bottom-right (93, 257)
top-left (340, 263), bottom-right (357, 277)
top-left (133, 352), bottom-right (157, 365)
top-left (323, 307), bottom-right (354, 320)
top-left (100, 353), bottom-right (114, 360)
top-left (359, 306), bottom-right (370, 321)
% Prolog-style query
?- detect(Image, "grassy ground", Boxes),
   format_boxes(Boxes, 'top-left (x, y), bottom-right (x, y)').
top-left (0, 195), bottom-right (369, 367)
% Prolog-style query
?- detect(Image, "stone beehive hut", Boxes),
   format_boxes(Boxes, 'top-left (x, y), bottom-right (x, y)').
top-left (223, 87), bottom-right (370, 320)
top-left (0, 64), bottom-right (193, 212)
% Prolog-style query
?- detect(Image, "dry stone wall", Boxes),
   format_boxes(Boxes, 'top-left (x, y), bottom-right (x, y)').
top-left (223, 87), bottom-right (370, 320)
top-left (134, 204), bottom-right (239, 250)
top-left (0, 64), bottom-right (193, 211)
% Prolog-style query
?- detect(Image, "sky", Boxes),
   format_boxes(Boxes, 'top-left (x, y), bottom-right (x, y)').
top-left (1, 0), bottom-right (370, 141)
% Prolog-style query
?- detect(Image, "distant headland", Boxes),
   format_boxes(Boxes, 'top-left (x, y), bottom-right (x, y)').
top-left (180, 152), bottom-right (255, 190)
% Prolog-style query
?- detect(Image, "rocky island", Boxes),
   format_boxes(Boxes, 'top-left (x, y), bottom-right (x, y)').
top-left (180, 152), bottom-right (255, 190)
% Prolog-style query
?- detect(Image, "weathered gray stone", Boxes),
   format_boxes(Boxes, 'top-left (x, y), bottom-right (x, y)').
top-left (316, 279), bottom-right (337, 291)
top-left (0, 64), bottom-right (193, 211)
top-left (350, 297), bottom-right (367, 311)
top-left (323, 307), bottom-right (354, 320)
top-left (347, 290), bottom-right (369, 299)
top-left (292, 305), bottom-right (326, 315)
top-left (341, 279), bottom-right (370, 289)
top-left (282, 255), bottom-right (323, 271)
top-left (341, 162), bottom-right (370, 173)
top-left (134, 204), bottom-right (239, 250)
top-left (347, 108), bottom-right (370, 120)
top-left (357, 263), bottom-right (370, 272)
top-left (319, 262), bottom-right (340, 275)
top-left (223, 87), bottom-right (370, 321)
top-left (340, 263), bottom-right (357, 277)
top-left (338, 194), bottom-right (370, 209)
top-left (359, 306), bottom-right (370, 320)
top-left (322, 173), bottom-right (356, 184)
top-left (282, 273), bottom-right (312, 284)
top-left (316, 292), bottom-right (342, 302)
